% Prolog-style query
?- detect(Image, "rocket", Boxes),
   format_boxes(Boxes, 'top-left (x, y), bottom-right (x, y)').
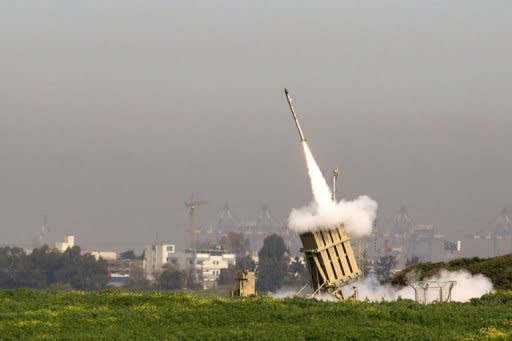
top-left (284, 88), bottom-right (306, 142)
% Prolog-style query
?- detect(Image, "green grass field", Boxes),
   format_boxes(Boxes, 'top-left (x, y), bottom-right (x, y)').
top-left (0, 289), bottom-right (511, 340)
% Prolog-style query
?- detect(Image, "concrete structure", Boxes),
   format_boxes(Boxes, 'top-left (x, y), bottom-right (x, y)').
top-left (300, 225), bottom-right (361, 300)
top-left (232, 270), bottom-right (255, 297)
top-left (55, 235), bottom-right (75, 252)
top-left (143, 244), bottom-right (176, 278)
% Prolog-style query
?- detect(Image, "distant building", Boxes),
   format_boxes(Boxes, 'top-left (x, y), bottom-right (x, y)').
top-left (88, 251), bottom-right (117, 261)
top-left (193, 252), bottom-right (236, 285)
top-left (55, 235), bottom-right (75, 252)
top-left (142, 244), bottom-right (176, 278)
top-left (107, 259), bottom-right (143, 275)
top-left (493, 208), bottom-right (512, 256)
top-left (142, 243), bottom-right (236, 287)
top-left (407, 225), bottom-right (434, 262)
top-left (168, 249), bottom-right (236, 289)
top-left (462, 208), bottom-right (512, 258)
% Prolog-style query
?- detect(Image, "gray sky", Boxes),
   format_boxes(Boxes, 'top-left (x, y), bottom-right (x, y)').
top-left (1, 1), bottom-right (511, 251)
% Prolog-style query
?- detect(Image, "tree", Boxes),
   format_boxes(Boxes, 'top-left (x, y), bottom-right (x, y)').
top-left (120, 250), bottom-right (143, 260)
top-left (0, 247), bottom-right (29, 288)
top-left (287, 257), bottom-right (307, 285)
top-left (185, 267), bottom-right (202, 290)
top-left (55, 246), bottom-right (109, 290)
top-left (0, 245), bottom-right (109, 290)
top-left (217, 256), bottom-right (256, 286)
top-left (158, 264), bottom-right (187, 291)
top-left (237, 255), bottom-right (256, 272)
top-left (375, 255), bottom-right (397, 280)
top-left (406, 256), bottom-right (420, 267)
top-left (256, 234), bottom-right (289, 292)
top-left (126, 264), bottom-right (150, 289)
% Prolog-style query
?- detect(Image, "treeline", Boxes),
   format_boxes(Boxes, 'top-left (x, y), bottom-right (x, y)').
top-left (0, 245), bottom-right (109, 290)
top-left (388, 254), bottom-right (512, 290)
top-left (0, 233), bottom-right (308, 293)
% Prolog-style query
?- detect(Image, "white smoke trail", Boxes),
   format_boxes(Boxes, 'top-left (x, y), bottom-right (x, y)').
top-left (301, 142), bottom-right (333, 209)
top-left (354, 270), bottom-right (493, 303)
top-left (288, 141), bottom-right (377, 237)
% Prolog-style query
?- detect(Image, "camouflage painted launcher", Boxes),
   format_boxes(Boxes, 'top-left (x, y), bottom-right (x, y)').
top-left (300, 225), bottom-right (361, 300)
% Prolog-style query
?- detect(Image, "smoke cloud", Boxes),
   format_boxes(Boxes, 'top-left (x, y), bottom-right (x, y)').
top-left (274, 270), bottom-right (492, 303)
top-left (354, 270), bottom-right (493, 303)
top-left (288, 142), bottom-right (377, 237)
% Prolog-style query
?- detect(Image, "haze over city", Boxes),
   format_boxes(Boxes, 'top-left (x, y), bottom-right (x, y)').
top-left (1, 1), bottom-right (511, 252)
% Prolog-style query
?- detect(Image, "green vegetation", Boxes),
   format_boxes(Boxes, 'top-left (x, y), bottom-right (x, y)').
top-left (389, 254), bottom-right (512, 290)
top-left (0, 246), bottom-right (108, 290)
top-left (0, 289), bottom-right (511, 340)
top-left (256, 234), bottom-right (289, 292)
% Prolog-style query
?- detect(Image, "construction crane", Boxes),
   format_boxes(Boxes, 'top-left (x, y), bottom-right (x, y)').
top-left (185, 195), bottom-right (208, 250)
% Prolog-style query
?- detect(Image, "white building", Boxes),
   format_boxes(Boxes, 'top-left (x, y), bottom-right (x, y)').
top-left (143, 245), bottom-right (236, 287)
top-left (193, 252), bottom-right (236, 284)
top-left (88, 251), bottom-right (117, 261)
top-left (143, 244), bottom-right (176, 278)
top-left (55, 235), bottom-right (75, 252)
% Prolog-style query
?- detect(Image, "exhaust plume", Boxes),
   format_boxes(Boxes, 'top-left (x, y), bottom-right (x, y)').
top-left (274, 270), bottom-right (492, 303)
top-left (288, 141), bottom-right (377, 237)
top-left (354, 270), bottom-right (493, 302)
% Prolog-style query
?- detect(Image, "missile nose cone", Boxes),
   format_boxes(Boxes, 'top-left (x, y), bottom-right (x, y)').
top-left (284, 88), bottom-right (288, 95)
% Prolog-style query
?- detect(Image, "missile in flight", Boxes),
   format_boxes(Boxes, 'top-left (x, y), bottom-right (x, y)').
top-left (284, 88), bottom-right (306, 142)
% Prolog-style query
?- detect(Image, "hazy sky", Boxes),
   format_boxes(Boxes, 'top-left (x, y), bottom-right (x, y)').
top-left (1, 1), bottom-right (511, 251)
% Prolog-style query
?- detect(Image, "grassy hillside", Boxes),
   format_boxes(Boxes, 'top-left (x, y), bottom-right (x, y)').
top-left (389, 254), bottom-right (512, 289)
top-left (0, 289), bottom-right (511, 340)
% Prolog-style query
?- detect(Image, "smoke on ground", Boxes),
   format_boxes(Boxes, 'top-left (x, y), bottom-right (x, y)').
top-left (354, 270), bottom-right (493, 303)
top-left (273, 270), bottom-right (493, 303)
top-left (288, 142), bottom-right (377, 237)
